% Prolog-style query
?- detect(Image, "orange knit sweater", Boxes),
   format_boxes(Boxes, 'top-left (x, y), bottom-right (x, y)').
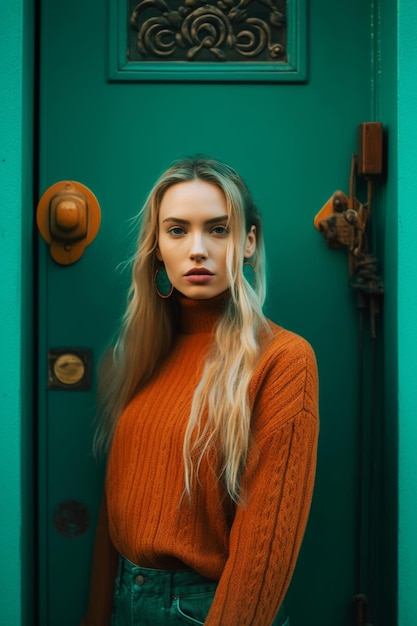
top-left (83, 294), bottom-right (319, 626)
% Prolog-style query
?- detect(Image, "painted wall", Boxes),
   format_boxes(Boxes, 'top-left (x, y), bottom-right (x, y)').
top-left (0, 2), bottom-right (34, 625)
top-left (398, 1), bottom-right (417, 625)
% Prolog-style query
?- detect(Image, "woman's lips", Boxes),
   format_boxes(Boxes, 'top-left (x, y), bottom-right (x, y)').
top-left (184, 268), bottom-right (214, 284)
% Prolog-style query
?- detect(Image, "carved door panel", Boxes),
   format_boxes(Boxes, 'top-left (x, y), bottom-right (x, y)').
top-left (38, 1), bottom-right (375, 624)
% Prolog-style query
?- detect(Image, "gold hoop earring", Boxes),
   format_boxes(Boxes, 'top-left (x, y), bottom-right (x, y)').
top-left (155, 267), bottom-right (173, 298)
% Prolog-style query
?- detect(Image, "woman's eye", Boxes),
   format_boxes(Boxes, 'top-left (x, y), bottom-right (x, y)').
top-left (168, 226), bottom-right (185, 236)
top-left (211, 225), bottom-right (229, 235)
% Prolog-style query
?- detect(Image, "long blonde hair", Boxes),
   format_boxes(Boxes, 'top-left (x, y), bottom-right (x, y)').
top-left (95, 157), bottom-right (270, 502)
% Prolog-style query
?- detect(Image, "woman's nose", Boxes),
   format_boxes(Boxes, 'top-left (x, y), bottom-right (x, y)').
top-left (189, 232), bottom-right (208, 260)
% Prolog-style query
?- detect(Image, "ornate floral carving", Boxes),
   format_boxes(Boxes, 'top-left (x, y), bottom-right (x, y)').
top-left (128, 0), bottom-right (287, 62)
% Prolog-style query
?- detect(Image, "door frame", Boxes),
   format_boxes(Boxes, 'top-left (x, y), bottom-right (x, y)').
top-left (1, 0), bottom-right (413, 623)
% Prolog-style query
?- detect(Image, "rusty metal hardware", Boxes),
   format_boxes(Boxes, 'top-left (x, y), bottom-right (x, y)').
top-left (36, 180), bottom-right (101, 265)
top-left (313, 147), bottom-right (384, 338)
top-left (357, 122), bottom-right (383, 177)
top-left (314, 150), bottom-right (373, 275)
top-left (314, 128), bottom-right (385, 626)
top-left (314, 186), bottom-right (368, 276)
top-left (314, 123), bottom-right (384, 275)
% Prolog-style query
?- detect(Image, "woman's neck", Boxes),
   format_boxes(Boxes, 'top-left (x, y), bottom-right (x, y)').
top-left (178, 290), bottom-right (230, 335)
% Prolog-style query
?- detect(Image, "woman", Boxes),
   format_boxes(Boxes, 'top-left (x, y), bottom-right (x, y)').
top-left (83, 157), bottom-right (319, 626)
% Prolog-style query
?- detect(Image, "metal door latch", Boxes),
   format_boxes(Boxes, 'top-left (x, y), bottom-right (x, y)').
top-left (37, 180), bottom-right (101, 265)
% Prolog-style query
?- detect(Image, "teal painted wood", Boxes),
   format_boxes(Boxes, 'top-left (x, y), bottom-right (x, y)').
top-left (38, 0), bottom-right (395, 624)
top-left (109, 0), bottom-right (307, 82)
top-left (0, 1), bottom-right (35, 625)
top-left (398, 1), bottom-right (417, 625)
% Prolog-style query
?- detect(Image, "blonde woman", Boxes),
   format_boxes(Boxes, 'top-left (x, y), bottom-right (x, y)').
top-left (82, 157), bottom-right (319, 626)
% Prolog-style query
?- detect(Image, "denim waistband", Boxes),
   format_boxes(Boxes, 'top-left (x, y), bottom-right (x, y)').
top-left (117, 555), bottom-right (218, 602)
top-left (116, 555), bottom-right (289, 625)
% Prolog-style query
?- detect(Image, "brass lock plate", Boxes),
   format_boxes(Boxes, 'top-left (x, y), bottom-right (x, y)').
top-left (48, 349), bottom-right (92, 390)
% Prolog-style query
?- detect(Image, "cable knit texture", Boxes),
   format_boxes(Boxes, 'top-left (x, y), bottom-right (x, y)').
top-left (83, 293), bottom-right (319, 626)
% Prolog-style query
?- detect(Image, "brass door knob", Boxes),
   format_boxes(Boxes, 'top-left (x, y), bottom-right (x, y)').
top-left (37, 180), bottom-right (101, 265)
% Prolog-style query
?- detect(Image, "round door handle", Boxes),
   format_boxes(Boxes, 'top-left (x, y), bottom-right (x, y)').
top-left (52, 198), bottom-right (86, 236)
top-left (37, 180), bottom-right (101, 265)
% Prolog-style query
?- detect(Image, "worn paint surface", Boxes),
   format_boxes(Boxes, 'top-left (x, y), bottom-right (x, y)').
top-left (398, 1), bottom-right (417, 624)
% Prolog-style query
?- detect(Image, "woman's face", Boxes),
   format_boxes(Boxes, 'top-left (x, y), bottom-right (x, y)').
top-left (157, 179), bottom-right (255, 300)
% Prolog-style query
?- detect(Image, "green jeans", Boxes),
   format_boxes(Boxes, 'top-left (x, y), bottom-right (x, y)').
top-left (111, 556), bottom-right (290, 626)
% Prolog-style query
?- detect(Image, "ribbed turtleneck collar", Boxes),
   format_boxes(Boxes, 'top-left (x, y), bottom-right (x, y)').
top-left (178, 290), bottom-right (230, 335)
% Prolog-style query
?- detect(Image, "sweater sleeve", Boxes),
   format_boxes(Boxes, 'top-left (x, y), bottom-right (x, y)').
top-left (205, 336), bottom-right (319, 626)
top-left (81, 492), bottom-right (119, 626)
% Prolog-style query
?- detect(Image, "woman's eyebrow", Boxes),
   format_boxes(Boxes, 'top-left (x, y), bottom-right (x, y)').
top-left (205, 215), bottom-right (228, 224)
top-left (162, 215), bottom-right (229, 225)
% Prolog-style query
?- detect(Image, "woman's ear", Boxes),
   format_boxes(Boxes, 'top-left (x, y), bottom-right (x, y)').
top-left (156, 247), bottom-right (163, 261)
top-left (244, 225), bottom-right (257, 259)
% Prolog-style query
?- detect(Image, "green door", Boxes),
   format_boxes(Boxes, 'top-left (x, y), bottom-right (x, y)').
top-left (38, 1), bottom-right (378, 624)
